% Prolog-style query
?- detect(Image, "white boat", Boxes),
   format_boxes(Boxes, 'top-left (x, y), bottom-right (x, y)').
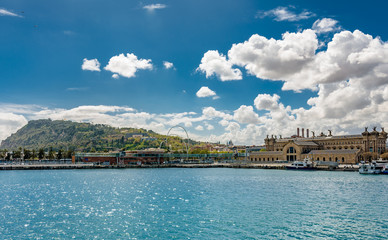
top-left (359, 161), bottom-right (386, 174)
top-left (286, 158), bottom-right (315, 170)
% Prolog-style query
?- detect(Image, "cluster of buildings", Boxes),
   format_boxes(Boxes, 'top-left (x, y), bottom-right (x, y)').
top-left (72, 127), bottom-right (387, 166)
top-left (73, 149), bottom-right (166, 165)
top-left (249, 127), bottom-right (387, 164)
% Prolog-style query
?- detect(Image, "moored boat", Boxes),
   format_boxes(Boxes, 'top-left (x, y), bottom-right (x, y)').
top-left (286, 158), bottom-right (315, 170)
top-left (359, 160), bottom-right (386, 174)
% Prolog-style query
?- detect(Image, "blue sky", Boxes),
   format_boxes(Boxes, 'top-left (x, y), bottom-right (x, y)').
top-left (1, 0), bottom-right (388, 144)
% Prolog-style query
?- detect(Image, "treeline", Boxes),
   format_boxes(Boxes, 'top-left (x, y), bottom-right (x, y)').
top-left (0, 147), bottom-right (74, 160)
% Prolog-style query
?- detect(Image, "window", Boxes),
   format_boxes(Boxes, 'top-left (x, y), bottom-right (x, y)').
top-left (323, 157), bottom-right (326, 161)
top-left (287, 147), bottom-right (296, 153)
top-left (342, 157), bottom-right (345, 162)
top-left (286, 147), bottom-right (297, 161)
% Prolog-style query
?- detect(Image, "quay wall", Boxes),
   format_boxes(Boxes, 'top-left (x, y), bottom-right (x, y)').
top-left (0, 163), bottom-right (359, 171)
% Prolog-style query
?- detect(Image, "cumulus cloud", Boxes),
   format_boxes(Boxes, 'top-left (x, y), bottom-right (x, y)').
top-left (104, 53), bottom-right (153, 78)
top-left (202, 28), bottom-right (388, 93)
top-left (0, 8), bottom-right (22, 17)
top-left (228, 29), bottom-right (318, 91)
top-left (254, 94), bottom-right (281, 111)
top-left (258, 6), bottom-right (315, 22)
top-left (82, 58), bottom-right (101, 72)
top-left (0, 113), bottom-right (28, 142)
top-left (202, 107), bottom-right (233, 120)
top-left (163, 61), bottom-right (174, 69)
top-left (233, 105), bottom-right (261, 124)
top-left (195, 125), bottom-right (204, 131)
top-left (197, 50), bottom-right (242, 81)
top-left (143, 4), bottom-right (167, 11)
top-left (205, 123), bottom-right (214, 130)
top-left (112, 74), bottom-right (119, 79)
top-left (196, 86), bottom-right (217, 99)
top-left (312, 18), bottom-right (340, 34)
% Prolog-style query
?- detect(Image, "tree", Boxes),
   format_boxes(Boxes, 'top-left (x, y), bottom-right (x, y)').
top-left (24, 149), bottom-right (32, 160)
top-left (38, 148), bottom-right (45, 160)
top-left (57, 149), bottom-right (63, 160)
top-left (65, 150), bottom-right (74, 159)
top-left (32, 149), bottom-right (37, 160)
top-left (0, 149), bottom-right (6, 159)
top-left (13, 149), bottom-right (22, 159)
top-left (48, 147), bottom-right (55, 159)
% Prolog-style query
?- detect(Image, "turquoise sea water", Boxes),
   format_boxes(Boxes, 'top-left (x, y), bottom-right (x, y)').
top-left (0, 169), bottom-right (387, 239)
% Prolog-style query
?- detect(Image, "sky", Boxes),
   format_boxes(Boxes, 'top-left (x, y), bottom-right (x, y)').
top-left (1, 0), bottom-right (388, 145)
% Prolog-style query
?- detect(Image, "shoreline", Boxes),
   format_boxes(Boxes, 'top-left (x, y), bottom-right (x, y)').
top-left (0, 163), bottom-right (359, 171)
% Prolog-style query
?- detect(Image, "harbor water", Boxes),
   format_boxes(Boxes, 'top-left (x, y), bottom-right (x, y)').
top-left (0, 168), bottom-right (387, 239)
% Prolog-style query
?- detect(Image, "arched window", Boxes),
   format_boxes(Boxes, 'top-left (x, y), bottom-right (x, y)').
top-left (323, 157), bottom-right (326, 161)
top-left (342, 157), bottom-right (345, 162)
top-left (286, 147), bottom-right (297, 161)
top-left (287, 147), bottom-right (296, 153)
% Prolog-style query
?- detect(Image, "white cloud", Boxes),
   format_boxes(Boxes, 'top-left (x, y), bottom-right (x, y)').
top-left (143, 4), bottom-right (167, 11)
top-left (104, 53), bottom-right (153, 78)
top-left (206, 123), bottom-right (214, 130)
top-left (233, 105), bottom-right (261, 124)
top-left (82, 58), bottom-right (101, 72)
top-left (0, 8), bottom-right (22, 17)
top-left (204, 28), bottom-right (388, 92)
top-left (112, 74), bottom-right (119, 79)
top-left (202, 107), bottom-right (233, 120)
top-left (228, 29), bottom-right (318, 91)
top-left (196, 86), bottom-right (217, 98)
top-left (0, 113), bottom-right (28, 142)
top-left (195, 125), bottom-right (204, 131)
top-left (258, 6), bottom-right (315, 22)
top-left (219, 119), bottom-right (229, 127)
top-left (197, 50), bottom-right (242, 81)
top-left (163, 61), bottom-right (174, 69)
top-left (312, 18), bottom-right (340, 34)
top-left (254, 94), bottom-right (281, 111)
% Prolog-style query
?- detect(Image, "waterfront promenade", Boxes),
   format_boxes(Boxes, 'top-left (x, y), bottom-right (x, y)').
top-left (0, 162), bottom-right (359, 171)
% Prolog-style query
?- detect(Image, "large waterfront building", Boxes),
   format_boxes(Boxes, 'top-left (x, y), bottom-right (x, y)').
top-left (249, 127), bottom-right (387, 164)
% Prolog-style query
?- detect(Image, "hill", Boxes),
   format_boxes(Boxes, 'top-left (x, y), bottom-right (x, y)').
top-left (0, 119), bottom-right (201, 152)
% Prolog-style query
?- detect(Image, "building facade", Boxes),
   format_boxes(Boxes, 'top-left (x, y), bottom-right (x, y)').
top-left (249, 127), bottom-right (387, 164)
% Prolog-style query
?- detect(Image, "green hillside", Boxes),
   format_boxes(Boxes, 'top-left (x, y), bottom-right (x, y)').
top-left (0, 119), bottom-right (201, 152)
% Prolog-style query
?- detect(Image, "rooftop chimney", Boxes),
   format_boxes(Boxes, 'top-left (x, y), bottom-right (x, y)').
top-left (297, 128), bottom-right (300, 137)
top-left (302, 128), bottom-right (305, 138)
top-left (307, 129), bottom-right (309, 138)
